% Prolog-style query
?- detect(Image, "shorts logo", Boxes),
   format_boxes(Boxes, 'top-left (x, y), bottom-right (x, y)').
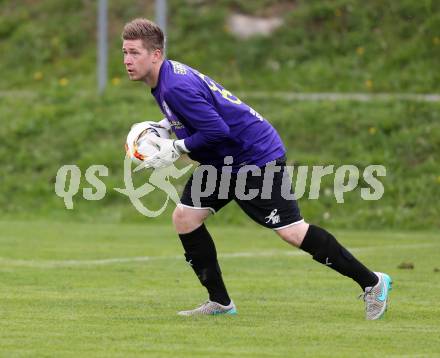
top-left (265, 209), bottom-right (280, 225)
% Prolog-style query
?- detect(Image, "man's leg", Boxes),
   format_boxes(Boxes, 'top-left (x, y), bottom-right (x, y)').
top-left (276, 221), bottom-right (392, 320)
top-left (275, 221), bottom-right (378, 290)
top-left (172, 205), bottom-right (233, 309)
top-left (233, 158), bottom-right (391, 319)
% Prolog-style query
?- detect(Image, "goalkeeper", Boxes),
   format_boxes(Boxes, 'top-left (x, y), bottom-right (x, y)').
top-left (122, 18), bottom-right (392, 320)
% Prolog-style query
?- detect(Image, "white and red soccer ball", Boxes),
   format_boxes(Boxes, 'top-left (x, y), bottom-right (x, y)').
top-left (125, 121), bottom-right (170, 165)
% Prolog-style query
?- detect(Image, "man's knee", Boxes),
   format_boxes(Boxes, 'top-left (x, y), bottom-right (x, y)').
top-left (172, 206), bottom-right (194, 233)
top-left (276, 221), bottom-right (310, 247)
top-left (172, 205), bottom-right (210, 234)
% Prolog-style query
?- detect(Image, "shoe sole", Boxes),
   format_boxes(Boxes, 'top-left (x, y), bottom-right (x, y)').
top-left (178, 307), bottom-right (237, 316)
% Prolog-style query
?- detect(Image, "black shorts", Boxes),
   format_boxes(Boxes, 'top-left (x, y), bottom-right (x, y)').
top-left (180, 156), bottom-right (303, 230)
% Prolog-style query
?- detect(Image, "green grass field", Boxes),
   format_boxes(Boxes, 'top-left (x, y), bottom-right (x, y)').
top-left (1, 220), bottom-right (439, 357)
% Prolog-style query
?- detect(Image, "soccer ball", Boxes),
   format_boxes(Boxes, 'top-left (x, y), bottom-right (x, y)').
top-left (125, 121), bottom-right (170, 165)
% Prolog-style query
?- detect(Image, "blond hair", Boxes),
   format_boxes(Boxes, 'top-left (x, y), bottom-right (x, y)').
top-left (122, 18), bottom-right (164, 52)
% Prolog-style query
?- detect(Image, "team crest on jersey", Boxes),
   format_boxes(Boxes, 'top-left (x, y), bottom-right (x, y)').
top-left (170, 61), bottom-right (187, 75)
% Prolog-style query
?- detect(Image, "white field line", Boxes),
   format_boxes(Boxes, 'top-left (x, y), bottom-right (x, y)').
top-left (0, 243), bottom-right (437, 269)
top-left (1, 90), bottom-right (439, 102)
top-left (238, 92), bottom-right (440, 102)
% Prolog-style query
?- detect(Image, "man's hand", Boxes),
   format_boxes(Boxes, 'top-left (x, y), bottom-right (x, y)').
top-left (142, 136), bottom-right (186, 169)
top-left (145, 119), bottom-right (172, 135)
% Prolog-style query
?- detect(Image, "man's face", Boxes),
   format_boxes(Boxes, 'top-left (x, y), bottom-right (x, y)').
top-left (122, 39), bottom-right (155, 82)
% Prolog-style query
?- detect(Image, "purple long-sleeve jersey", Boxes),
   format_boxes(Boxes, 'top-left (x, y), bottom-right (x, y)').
top-left (151, 60), bottom-right (286, 171)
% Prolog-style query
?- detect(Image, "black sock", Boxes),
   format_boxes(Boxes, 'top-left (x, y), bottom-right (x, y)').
top-left (179, 224), bottom-right (231, 306)
top-left (300, 225), bottom-right (378, 290)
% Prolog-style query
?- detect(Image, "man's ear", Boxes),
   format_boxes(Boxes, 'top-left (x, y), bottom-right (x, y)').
top-left (152, 49), bottom-right (163, 63)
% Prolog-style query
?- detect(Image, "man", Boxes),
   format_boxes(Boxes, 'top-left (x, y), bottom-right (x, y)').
top-left (122, 18), bottom-right (392, 319)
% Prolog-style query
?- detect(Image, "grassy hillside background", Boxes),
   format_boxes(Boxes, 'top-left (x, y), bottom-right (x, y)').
top-left (0, 0), bottom-right (439, 229)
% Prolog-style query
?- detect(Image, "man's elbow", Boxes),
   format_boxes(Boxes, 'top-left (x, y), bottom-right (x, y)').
top-left (206, 126), bottom-right (230, 144)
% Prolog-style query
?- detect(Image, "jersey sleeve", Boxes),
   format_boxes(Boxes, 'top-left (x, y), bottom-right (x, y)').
top-left (164, 84), bottom-right (230, 152)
